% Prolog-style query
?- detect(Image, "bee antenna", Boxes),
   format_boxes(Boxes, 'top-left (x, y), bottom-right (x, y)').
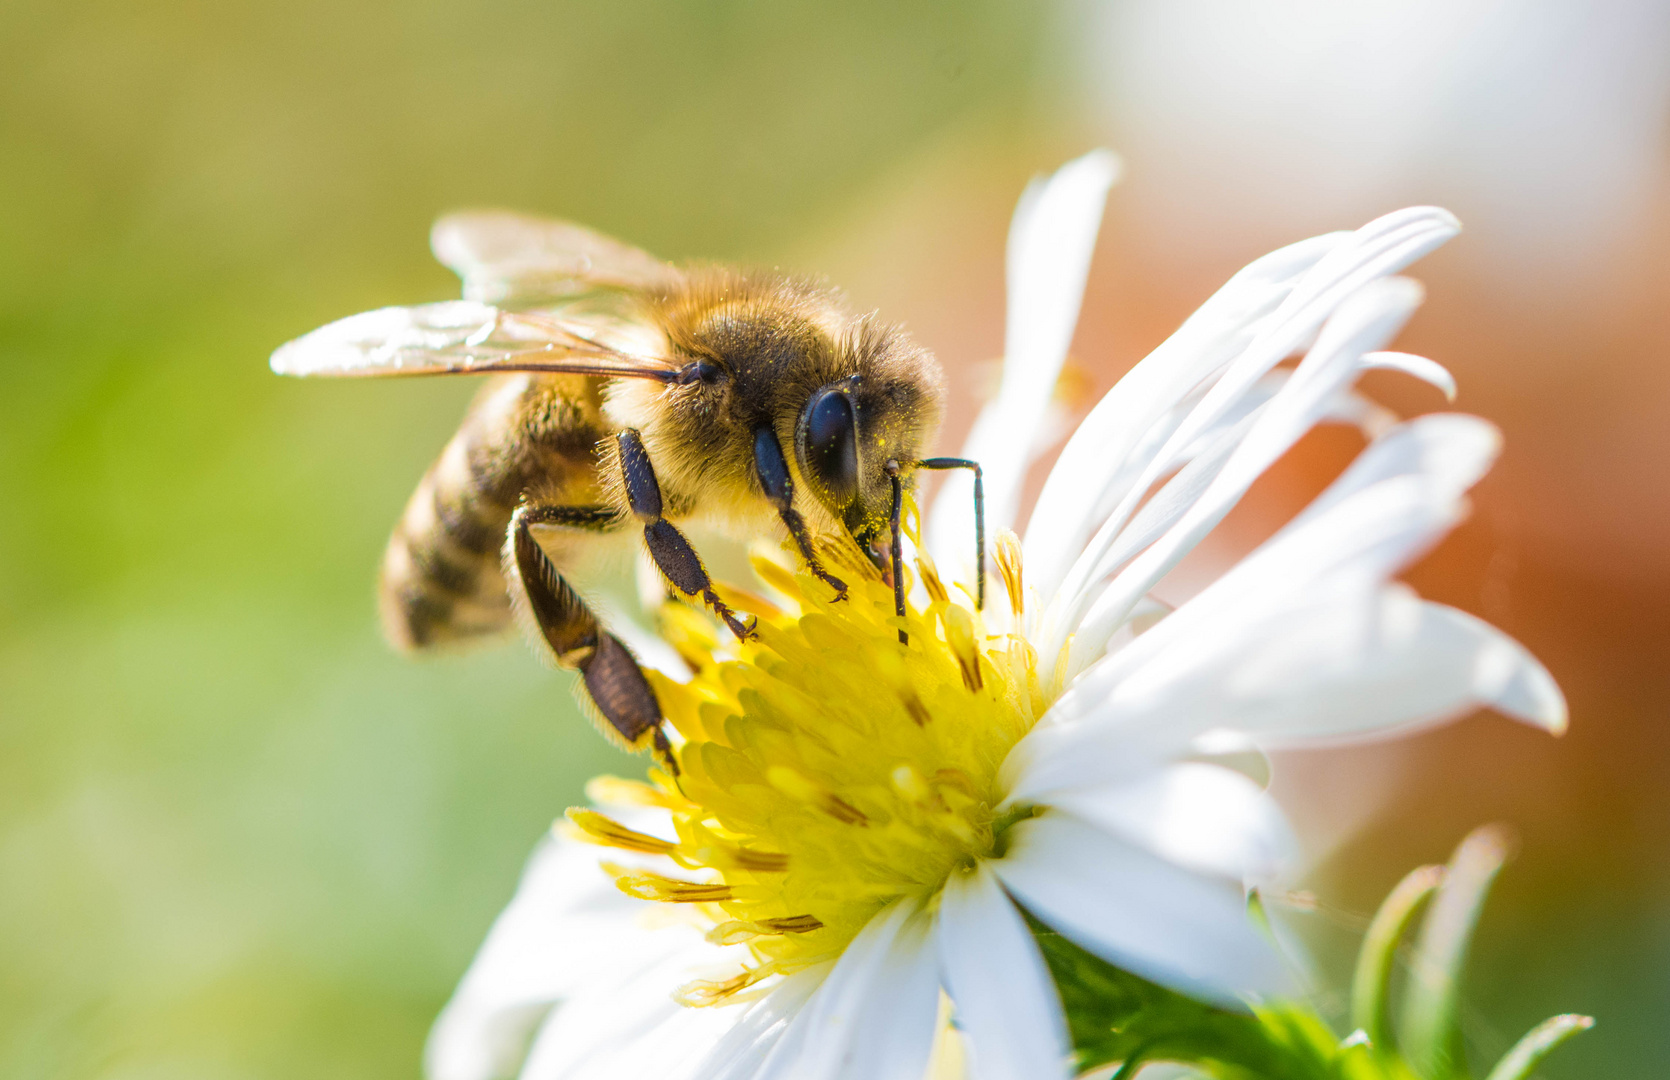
top-left (886, 460), bottom-right (906, 645)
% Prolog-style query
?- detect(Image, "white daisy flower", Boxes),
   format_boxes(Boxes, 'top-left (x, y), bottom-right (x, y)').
top-left (426, 152), bottom-right (1566, 1080)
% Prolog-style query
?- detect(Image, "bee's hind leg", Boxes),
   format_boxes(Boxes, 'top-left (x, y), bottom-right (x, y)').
top-left (510, 504), bottom-right (671, 767)
top-left (615, 430), bottom-right (755, 640)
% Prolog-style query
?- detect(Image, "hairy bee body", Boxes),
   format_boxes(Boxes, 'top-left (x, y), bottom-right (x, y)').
top-left (273, 215), bottom-right (951, 760)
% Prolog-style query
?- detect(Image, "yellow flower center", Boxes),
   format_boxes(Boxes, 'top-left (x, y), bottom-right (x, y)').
top-left (568, 539), bottom-right (1045, 1004)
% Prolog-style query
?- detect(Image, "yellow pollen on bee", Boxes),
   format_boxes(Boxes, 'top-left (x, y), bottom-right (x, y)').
top-left (583, 529), bottom-right (1042, 1003)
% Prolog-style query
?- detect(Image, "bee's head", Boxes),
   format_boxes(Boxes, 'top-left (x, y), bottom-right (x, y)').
top-left (794, 324), bottom-right (944, 565)
top-left (649, 271), bottom-right (944, 567)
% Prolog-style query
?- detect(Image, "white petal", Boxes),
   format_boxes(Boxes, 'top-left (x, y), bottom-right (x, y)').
top-left (1045, 764), bottom-right (1295, 883)
top-left (991, 813), bottom-right (1288, 1005)
top-left (767, 897), bottom-right (942, 1080)
top-left (1283, 412), bottom-right (1498, 531)
top-left (695, 965), bottom-right (831, 1080)
top-left (928, 150), bottom-right (1120, 576)
top-left (519, 942), bottom-right (737, 1080)
top-left (937, 863), bottom-right (1072, 1080)
top-left (425, 831), bottom-right (689, 1080)
top-left (1024, 207), bottom-right (1458, 608)
top-left (1015, 476), bottom-right (1461, 793)
top-left (1361, 350), bottom-right (1456, 401)
top-left (1065, 373), bottom-right (1405, 624)
top-left (1007, 586), bottom-right (1563, 803)
top-left (1189, 589), bottom-right (1568, 746)
top-left (1022, 232), bottom-right (1340, 601)
top-left (1045, 369), bottom-right (1391, 587)
top-left (1054, 413), bottom-right (1500, 715)
top-left (1059, 277), bottom-right (1428, 676)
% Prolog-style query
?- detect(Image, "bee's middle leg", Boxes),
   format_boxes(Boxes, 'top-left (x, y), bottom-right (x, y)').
top-left (615, 430), bottom-right (754, 640)
top-left (510, 503), bottom-right (670, 761)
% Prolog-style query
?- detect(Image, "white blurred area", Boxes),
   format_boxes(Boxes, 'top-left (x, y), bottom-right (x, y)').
top-left (1074, 0), bottom-right (1670, 582)
top-left (1083, 0), bottom-right (1670, 273)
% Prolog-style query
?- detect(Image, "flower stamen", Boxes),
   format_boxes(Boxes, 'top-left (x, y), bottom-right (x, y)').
top-left (606, 864), bottom-right (734, 903)
top-left (996, 529), bottom-right (1025, 617)
top-left (564, 807), bottom-right (678, 855)
top-left (706, 915), bottom-right (825, 946)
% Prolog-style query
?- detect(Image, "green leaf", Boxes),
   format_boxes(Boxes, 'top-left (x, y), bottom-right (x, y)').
top-left (1026, 912), bottom-right (1329, 1079)
top-left (1351, 864), bottom-right (1445, 1052)
top-left (1482, 1015), bottom-right (1594, 1080)
top-left (1400, 826), bottom-right (1513, 1079)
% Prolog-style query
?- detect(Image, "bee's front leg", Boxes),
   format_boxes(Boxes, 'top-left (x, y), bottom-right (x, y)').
top-left (615, 430), bottom-right (755, 640)
top-left (750, 427), bottom-right (848, 601)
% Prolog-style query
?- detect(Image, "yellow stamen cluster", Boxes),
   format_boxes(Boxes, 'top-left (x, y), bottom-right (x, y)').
top-left (570, 541), bottom-right (1045, 1004)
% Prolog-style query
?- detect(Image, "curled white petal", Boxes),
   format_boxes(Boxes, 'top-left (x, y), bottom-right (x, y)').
top-left (1361, 350), bottom-right (1456, 401)
top-left (1025, 207), bottom-right (1458, 610)
top-left (1058, 276), bottom-right (1429, 677)
top-left (1068, 413), bottom-right (1498, 704)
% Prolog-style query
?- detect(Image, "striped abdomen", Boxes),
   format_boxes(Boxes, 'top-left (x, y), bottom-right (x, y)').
top-left (380, 374), bottom-right (605, 650)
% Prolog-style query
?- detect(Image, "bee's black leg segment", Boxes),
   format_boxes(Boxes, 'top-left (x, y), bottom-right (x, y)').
top-left (917, 457), bottom-right (985, 611)
top-left (617, 430), bottom-right (754, 640)
top-left (752, 427), bottom-right (847, 600)
top-left (510, 505), bottom-right (664, 753)
top-left (643, 520), bottom-right (753, 639)
top-left (887, 460), bottom-right (906, 644)
top-left (580, 632), bottom-right (670, 770)
top-left (512, 505), bottom-right (604, 663)
top-left (517, 503), bottom-right (627, 533)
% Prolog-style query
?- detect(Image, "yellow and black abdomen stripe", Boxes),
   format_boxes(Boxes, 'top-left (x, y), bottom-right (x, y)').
top-left (379, 374), bottom-right (603, 651)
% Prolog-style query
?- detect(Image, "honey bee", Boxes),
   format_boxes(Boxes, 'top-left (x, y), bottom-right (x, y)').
top-left (272, 212), bottom-right (983, 762)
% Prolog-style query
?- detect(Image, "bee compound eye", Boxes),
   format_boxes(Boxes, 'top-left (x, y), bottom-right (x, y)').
top-left (802, 387), bottom-right (859, 506)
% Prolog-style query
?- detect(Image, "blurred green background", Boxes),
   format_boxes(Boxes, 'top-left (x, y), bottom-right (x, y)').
top-left (0, 3), bottom-right (1045, 1077)
top-left (4, 1), bottom-right (1668, 1078)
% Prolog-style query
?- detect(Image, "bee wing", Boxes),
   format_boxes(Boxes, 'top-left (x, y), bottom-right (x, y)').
top-left (431, 211), bottom-right (678, 304)
top-left (270, 299), bottom-right (677, 381)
